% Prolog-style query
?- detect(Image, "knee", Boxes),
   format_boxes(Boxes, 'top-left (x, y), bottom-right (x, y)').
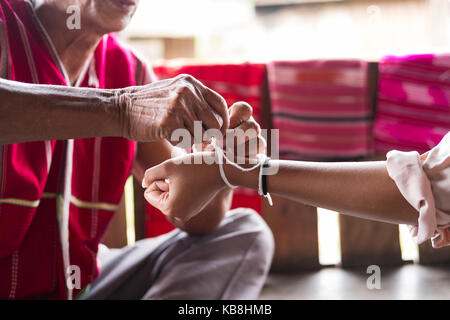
top-left (224, 208), bottom-right (275, 269)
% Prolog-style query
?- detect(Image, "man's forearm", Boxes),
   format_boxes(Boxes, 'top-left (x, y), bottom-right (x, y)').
top-left (0, 78), bottom-right (121, 144)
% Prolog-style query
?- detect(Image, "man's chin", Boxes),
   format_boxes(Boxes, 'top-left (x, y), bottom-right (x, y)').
top-left (94, 0), bottom-right (137, 33)
top-left (96, 16), bottom-right (133, 35)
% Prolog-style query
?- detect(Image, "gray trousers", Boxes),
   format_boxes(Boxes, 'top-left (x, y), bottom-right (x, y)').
top-left (83, 208), bottom-right (274, 300)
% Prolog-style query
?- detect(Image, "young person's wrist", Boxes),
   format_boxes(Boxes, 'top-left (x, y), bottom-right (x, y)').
top-left (196, 150), bottom-right (260, 192)
top-left (197, 151), bottom-right (230, 191)
top-left (222, 160), bottom-right (259, 191)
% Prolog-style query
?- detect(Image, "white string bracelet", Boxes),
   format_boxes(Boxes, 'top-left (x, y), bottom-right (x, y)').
top-left (194, 137), bottom-right (274, 206)
top-left (216, 147), bottom-right (237, 189)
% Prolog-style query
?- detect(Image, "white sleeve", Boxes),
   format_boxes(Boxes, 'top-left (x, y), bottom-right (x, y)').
top-left (386, 132), bottom-right (450, 248)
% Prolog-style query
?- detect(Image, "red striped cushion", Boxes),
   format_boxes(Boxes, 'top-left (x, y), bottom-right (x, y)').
top-left (268, 60), bottom-right (374, 161)
top-left (153, 62), bottom-right (265, 123)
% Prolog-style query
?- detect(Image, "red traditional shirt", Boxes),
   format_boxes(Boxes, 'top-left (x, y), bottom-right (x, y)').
top-left (0, 0), bottom-right (152, 299)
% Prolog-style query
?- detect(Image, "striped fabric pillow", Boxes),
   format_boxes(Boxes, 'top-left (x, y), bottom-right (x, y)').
top-left (153, 62), bottom-right (266, 124)
top-left (268, 60), bottom-right (374, 161)
top-left (374, 54), bottom-right (450, 154)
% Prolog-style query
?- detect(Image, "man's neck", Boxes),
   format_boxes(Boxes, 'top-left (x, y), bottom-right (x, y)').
top-left (33, 1), bottom-right (103, 85)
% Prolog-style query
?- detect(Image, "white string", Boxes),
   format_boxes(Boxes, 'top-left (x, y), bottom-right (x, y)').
top-left (216, 148), bottom-right (237, 189)
top-left (195, 137), bottom-right (273, 206)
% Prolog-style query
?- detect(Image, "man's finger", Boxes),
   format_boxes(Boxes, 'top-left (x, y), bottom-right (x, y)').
top-left (236, 118), bottom-right (261, 136)
top-left (197, 107), bottom-right (222, 134)
top-left (229, 102), bottom-right (252, 129)
top-left (203, 87), bottom-right (230, 134)
top-left (183, 117), bottom-right (196, 142)
top-left (228, 136), bottom-right (266, 162)
top-left (225, 120), bottom-right (260, 149)
top-left (238, 136), bottom-right (267, 157)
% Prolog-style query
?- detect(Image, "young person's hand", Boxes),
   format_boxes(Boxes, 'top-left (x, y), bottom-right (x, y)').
top-left (142, 152), bottom-right (225, 223)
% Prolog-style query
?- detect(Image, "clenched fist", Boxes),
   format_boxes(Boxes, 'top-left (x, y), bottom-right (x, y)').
top-left (116, 74), bottom-right (230, 142)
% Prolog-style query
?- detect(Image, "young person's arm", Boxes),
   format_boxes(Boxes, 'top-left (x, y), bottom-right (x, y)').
top-left (143, 155), bottom-right (417, 226)
top-left (226, 159), bottom-right (418, 226)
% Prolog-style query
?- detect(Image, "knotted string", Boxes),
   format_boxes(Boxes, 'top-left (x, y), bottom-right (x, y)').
top-left (193, 136), bottom-right (273, 206)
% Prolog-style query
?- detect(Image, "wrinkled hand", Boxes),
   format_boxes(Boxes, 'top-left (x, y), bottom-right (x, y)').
top-left (117, 74), bottom-right (229, 142)
top-left (142, 152), bottom-right (225, 223)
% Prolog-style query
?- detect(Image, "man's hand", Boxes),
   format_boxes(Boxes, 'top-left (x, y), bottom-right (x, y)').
top-left (116, 74), bottom-right (230, 142)
top-left (226, 101), bottom-right (266, 160)
top-left (197, 102), bottom-right (266, 161)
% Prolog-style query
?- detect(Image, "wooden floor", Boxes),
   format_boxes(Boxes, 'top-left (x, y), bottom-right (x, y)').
top-left (259, 264), bottom-right (450, 300)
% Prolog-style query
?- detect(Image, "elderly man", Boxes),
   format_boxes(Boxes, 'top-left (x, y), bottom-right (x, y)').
top-left (0, 0), bottom-right (273, 299)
